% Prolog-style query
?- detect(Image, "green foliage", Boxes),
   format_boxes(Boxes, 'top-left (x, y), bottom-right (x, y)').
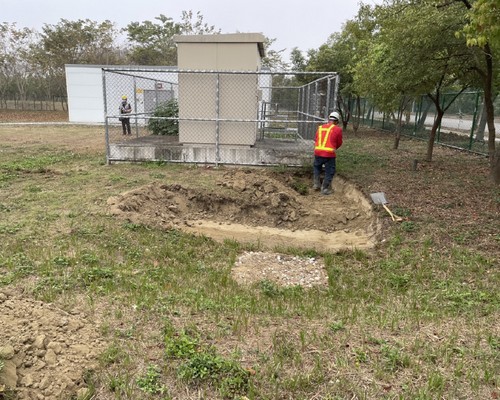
top-left (259, 280), bottom-right (280, 297)
top-left (79, 266), bottom-right (114, 285)
top-left (462, 0), bottom-right (500, 48)
top-left (261, 37), bottom-right (289, 70)
top-left (400, 221), bottom-right (417, 232)
top-left (487, 335), bottom-right (500, 351)
top-left (308, 4), bottom-right (377, 95)
top-left (125, 12), bottom-right (218, 65)
top-left (177, 352), bottom-right (250, 397)
top-left (38, 19), bottom-right (120, 67)
top-left (353, 1), bottom-right (474, 112)
top-left (165, 329), bottom-right (250, 398)
top-left (136, 364), bottom-right (168, 395)
top-left (290, 178), bottom-right (309, 195)
top-left (99, 343), bottom-right (130, 366)
top-left (165, 332), bottom-right (199, 359)
top-left (148, 99), bottom-right (179, 136)
top-left (381, 344), bottom-right (411, 372)
top-left (0, 153), bottom-right (72, 173)
top-left (328, 321), bottom-right (345, 333)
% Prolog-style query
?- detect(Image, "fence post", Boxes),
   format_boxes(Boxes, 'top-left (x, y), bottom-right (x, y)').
top-left (325, 77), bottom-right (331, 120)
top-left (361, 97), bottom-right (366, 125)
top-left (468, 91), bottom-right (480, 150)
top-left (102, 69), bottom-right (111, 164)
top-left (215, 72), bottom-right (221, 167)
top-left (133, 76), bottom-right (138, 137)
top-left (436, 94), bottom-right (445, 143)
top-left (333, 73), bottom-right (340, 113)
top-left (370, 102), bottom-right (374, 127)
top-left (314, 81), bottom-right (319, 117)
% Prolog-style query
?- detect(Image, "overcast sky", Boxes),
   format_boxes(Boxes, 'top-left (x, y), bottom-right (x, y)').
top-left (3, 0), bottom-right (381, 58)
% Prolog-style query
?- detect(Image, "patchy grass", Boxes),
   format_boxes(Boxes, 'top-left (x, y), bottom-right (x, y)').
top-left (0, 122), bottom-right (498, 399)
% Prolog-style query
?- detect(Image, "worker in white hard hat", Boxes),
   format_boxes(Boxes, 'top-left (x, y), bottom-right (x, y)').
top-left (313, 111), bottom-right (343, 195)
top-left (119, 95), bottom-right (132, 135)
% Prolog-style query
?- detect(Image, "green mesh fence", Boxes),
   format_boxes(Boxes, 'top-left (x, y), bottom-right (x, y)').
top-left (352, 91), bottom-right (499, 156)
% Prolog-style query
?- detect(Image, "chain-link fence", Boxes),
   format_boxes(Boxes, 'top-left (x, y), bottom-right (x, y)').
top-left (103, 68), bottom-right (339, 165)
top-left (353, 91), bottom-right (500, 155)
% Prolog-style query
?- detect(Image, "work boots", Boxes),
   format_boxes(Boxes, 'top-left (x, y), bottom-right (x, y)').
top-left (321, 181), bottom-right (333, 195)
top-left (313, 175), bottom-right (321, 191)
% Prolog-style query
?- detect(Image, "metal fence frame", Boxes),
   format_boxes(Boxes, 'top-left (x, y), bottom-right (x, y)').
top-left (353, 91), bottom-right (500, 155)
top-left (102, 68), bottom-right (339, 166)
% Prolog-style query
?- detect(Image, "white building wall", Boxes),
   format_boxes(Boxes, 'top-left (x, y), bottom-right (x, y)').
top-left (65, 65), bottom-right (105, 123)
top-left (65, 64), bottom-right (178, 123)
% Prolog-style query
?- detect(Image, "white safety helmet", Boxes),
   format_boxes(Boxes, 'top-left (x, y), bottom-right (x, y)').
top-left (329, 111), bottom-right (340, 121)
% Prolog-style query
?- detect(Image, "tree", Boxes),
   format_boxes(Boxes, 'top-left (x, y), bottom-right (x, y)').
top-left (0, 23), bottom-right (38, 105)
top-left (31, 19), bottom-right (123, 104)
top-left (458, 0), bottom-right (500, 183)
top-left (354, 40), bottom-right (417, 149)
top-left (36, 19), bottom-right (121, 66)
top-left (125, 11), bottom-right (218, 66)
top-left (354, 1), bottom-right (476, 159)
top-left (305, 4), bottom-right (378, 131)
top-left (261, 37), bottom-right (289, 71)
top-left (461, 0), bottom-right (500, 47)
top-left (290, 47), bottom-right (307, 71)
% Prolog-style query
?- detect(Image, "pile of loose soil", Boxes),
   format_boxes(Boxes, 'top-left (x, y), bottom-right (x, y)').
top-left (0, 288), bottom-right (105, 399)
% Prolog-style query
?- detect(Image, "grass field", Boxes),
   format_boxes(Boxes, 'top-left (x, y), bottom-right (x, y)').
top-left (0, 121), bottom-right (498, 399)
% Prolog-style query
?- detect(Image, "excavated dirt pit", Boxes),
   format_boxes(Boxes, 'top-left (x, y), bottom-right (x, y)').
top-left (108, 169), bottom-right (379, 288)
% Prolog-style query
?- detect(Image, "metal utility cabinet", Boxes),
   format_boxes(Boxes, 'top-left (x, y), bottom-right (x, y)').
top-left (173, 33), bottom-right (266, 147)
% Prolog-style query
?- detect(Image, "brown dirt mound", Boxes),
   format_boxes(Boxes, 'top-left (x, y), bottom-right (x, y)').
top-left (0, 288), bottom-right (105, 399)
top-left (107, 169), bottom-right (378, 252)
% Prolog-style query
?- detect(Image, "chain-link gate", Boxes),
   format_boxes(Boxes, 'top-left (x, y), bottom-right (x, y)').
top-left (103, 68), bottom-right (339, 166)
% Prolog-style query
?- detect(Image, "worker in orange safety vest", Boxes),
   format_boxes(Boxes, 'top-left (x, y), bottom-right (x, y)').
top-left (313, 111), bottom-right (343, 195)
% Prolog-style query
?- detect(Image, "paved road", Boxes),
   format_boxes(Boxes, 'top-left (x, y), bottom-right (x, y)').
top-left (374, 112), bottom-right (500, 139)
top-left (428, 115), bottom-right (500, 135)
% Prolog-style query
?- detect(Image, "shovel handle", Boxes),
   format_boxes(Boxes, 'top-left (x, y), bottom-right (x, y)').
top-left (382, 204), bottom-right (396, 222)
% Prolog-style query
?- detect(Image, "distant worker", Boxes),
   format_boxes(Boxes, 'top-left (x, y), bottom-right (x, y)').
top-left (313, 111), bottom-right (343, 195)
top-left (119, 95), bottom-right (132, 135)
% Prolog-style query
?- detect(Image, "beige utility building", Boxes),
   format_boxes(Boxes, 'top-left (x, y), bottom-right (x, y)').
top-left (173, 33), bottom-right (266, 146)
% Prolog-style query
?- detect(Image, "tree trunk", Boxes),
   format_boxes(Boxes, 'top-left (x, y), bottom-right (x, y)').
top-left (426, 109), bottom-right (444, 162)
top-left (353, 95), bottom-right (361, 134)
top-left (394, 109), bottom-right (403, 150)
top-left (482, 43), bottom-right (499, 184)
top-left (393, 133), bottom-right (401, 150)
top-left (494, 147), bottom-right (500, 185)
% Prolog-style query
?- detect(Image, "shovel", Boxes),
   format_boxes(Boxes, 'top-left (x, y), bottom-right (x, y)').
top-left (370, 192), bottom-right (402, 222)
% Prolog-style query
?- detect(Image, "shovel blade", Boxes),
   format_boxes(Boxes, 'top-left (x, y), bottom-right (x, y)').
top-left (370, 192), bottom-right (388, 205)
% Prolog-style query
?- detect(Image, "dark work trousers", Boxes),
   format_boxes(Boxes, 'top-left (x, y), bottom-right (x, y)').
top-left (121, 118), bottom-right (131, 135)
top-left (313, 156), bottom-right (336, 187)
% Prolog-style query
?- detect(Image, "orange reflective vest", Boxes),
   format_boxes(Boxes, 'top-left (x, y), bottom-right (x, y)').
top-left (314, 123), bottom-right (341, 158)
